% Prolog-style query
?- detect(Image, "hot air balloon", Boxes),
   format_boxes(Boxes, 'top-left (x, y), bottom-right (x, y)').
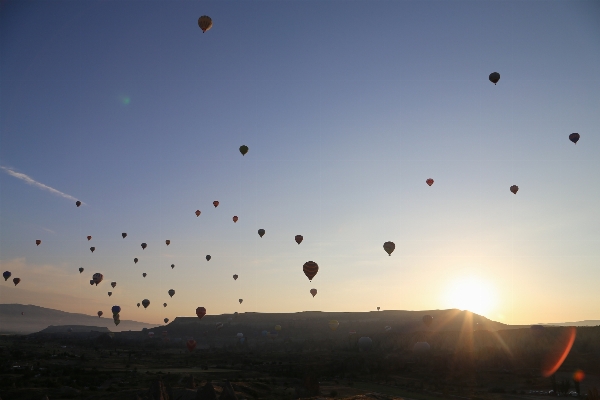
top-left (303, 261), bottom-right (319, 281)
top-left (196, 307), bottom-right (206, 319)
top-left (112, 306), bottom-right (121, 315)
top-left (377, 307), bottom-right (380, 311)
top-left (329, 320), bottom-right (339, 331)
top-left (108, 292), bottom-right (112, 297)
top-left (87, 236), bottom-right (92, 241)
top-left (171, 264), bottom-right (175, 269)
top-left (13, 278), bottom-right (21, 286)
top-left (239, 299), bottom-right (243, 304)
top-left (569, 133), bottom-right (580, 144)
top-left (122, 233), bottom-right (127, 239)
top-left (164, 318), bottom-right (169, 324)
top-left (142, 273), bottom-right (147, 278)
top-left (36, 240), bottom-right (41, 246)
top-left (92, 273), bottom-right (103, 285)
top-left (168, 289), bottom-right (175, 297)
top-left (98, 311), bottom-right (103, 317)
top-left (258, 229), bottom-right (265, 238)
top-left (206, 255), bottom-right (211, 261)
top-left (233, 216), bottom-right (238, 223)
top-left (413, 342), bottom-right (431, 352)
top-left (142, 299), bottom-right (150, 309)
top-left (186, 339), bottom-right (197, 352)
top-left (137, 303), bottom-right (140, 308)
top-left (78, 267), bottom-right (84, 273)
top-left (141, 243), bottom-right (147, 250)
top-left (295, 235), bottom-right (303, 244)
top-left (134, 258), bottom-right (138, 264)
top-left (213, 201), bottom-right (219, 208)
top-left (233, 274), bottom-right (238, 280)
top-left (89, 280), bottom-right (94, 285)
top-left (195, 210), bottom-right (201, 217)
top-left (90, 247), bottom-right (95, 253)
top-left (383, 241), bottom-right (395, 256)
top-left (111, 282), bottom-right (116, 288)
top-left (76, 201), bottom-right (81, 207)
top-left (426, 178), bottom-right (434, 186)
top-left (358, 337), bottom-right (373, 351)
top-left (510, 185), bottom-right (519, 194)
top-left (198, 16), bottom-right (212, 33)
top-left (310, 288), bottom-right (317, 297)
top-left (163, 303), bottom-right (167, 307)
top-left (239, 145), bottom-right (249, 156)
top-left (489, 72), bottom-right (500, 85)
top-left (3, 271), bottom-right (11, 281)
top-left (165, 240), bottom-right (170, 246)
top-left (422, 315), bottom-right (433, 327)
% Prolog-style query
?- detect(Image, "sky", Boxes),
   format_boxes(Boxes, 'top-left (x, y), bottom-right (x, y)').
top-left (1, 0), bottom-right (599, 326)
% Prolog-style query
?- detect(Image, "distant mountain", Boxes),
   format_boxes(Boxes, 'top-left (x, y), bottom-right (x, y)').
top-left (539, 320), bottom-right (600, 327)
top-left (0, 304), bottom-right (156, 334)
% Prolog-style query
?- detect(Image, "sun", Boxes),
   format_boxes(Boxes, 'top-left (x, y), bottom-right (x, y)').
top-left (442, 276), bottom-right (497, 317)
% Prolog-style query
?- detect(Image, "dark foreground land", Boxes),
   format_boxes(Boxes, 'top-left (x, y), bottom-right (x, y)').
top-left (1, 324), bottom-right (599, 400)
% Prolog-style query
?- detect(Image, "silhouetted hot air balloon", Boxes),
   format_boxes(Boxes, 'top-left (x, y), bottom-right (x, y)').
top-left (141, 243), bottom-right (147, 250)
top-left (239, 145), bottom-right (249, 156)
top-left (383, 241), bottom-right (395, 256)
top-left (134, 258), bottom-right (138, 264)
top-left (142, 273), bottom-right (147, 278)
top-left (195, 210), bottom-right (201, 217)
top-left (489, 72), bottom-right (500, 85)
top-left (164, 318), bottom-right (169, 324)
top-left (87, 236), bottom-right (92, 241)
top-left (295, 235), bottom-right (303, 244)
top-left (13, 278), bottom-right (21, 286)
top-left (165, 240), bottom-right (170, 246)
top-left (198, 15), bottom-right (212, 33)
top-left (142, 299), bottom-right (150, 309)
top-left (377, 307), bottom-right (380, 311)
top-left (111, 282), bottom-right (116, 288)
top-left (213, 201), bottom-right (219, 208)
top-left (310, 288), bottom-right (317, 297)
top-left (196, 307), bottom-right (206, 319)
top-left (358, 337), bottom-right (373, 351)
top-left (233, 216), bottom-right (238, 223)
top-left (98, 311), bottom-right (103, 317)
top-left (36, 240), bottom-right (41, 246)
top-left (426, 178), bottom-right (434, 186)
top-left (329, 320), bottom-right (339, 331)
top-left (114, 319), bottom-right (120, 326)
top-left (79, 267), bottom-right (84, 273)
top-left (569, 133), bottom-right (580, 144)
top-left (112, 306), bottom-right (120, 315)
top-left (258, 229), bottom-right (265, 238)
top-left (168, 289), bottom-right (175, 298)
top-left (90, 247), bottom-right (95, 253)
top-left (89, 280), bottom-right (94, 285)
top-left (187, 339), bottom-right (197, 352)
top-left (108, 292), bottom-right (112, 297)
top-left (239, 299), bottom-right (243, 304)
top-left (137, 303), bottom-right (140, 308)
top-left (233, 274), bottom-right (238, 280)
top-left (303, 261), bottom-right (319, 281)
top-left (122, 233), bottom-right (127, 239)
top-left (3, 271), bottom-right (11, 281)
top-left (163, 303), bottom-right (167, 308)
top-left (206, 255), bottom-right (211, 261)
top-left (422, 315), bottom-right (433, 327)
top-left (76, 201), bottom-right (81, 207)
top-left (92, 273), bottom-right (103, 285)
top-left (170, 264), bottom-right (175, 270)
top-left (510, 185), bottom-right (519, 194)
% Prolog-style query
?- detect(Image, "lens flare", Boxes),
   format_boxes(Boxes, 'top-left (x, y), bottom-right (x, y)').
top-left (573, 369), bottom-right (585, 383)
top-left (540, 326), bottom-right (576, 377)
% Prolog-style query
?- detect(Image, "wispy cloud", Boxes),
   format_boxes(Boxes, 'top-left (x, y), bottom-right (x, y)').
top-left (0, 166), bottom-right (84, 205)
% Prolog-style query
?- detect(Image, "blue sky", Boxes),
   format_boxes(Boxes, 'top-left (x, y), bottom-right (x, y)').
top-left (1, 0), bottom-right (599, 326)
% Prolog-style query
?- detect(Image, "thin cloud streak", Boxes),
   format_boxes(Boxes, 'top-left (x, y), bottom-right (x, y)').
top-left (0, 166), bottom-right (84, 205)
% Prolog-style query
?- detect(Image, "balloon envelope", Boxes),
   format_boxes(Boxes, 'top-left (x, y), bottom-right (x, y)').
top-left (195, 210), bottom-right (201, 217)
top-left (233, 274), bottom-right (238, 280)
top-left (426, 178), bottom-right (434, 186)
top-left (164, 318), bottom-right (169, 324)
top-left (137, 303), bottom-right (140, 308)
top-left (198, 15), bottom-right (212, 33)
top-left (258, 229), bottom-right (265, 238)
top-left (92, 273), bottom-right (103, 285)
top-left (569, 133), bottom-right (580, 144)
top-left (510, 185), bottom-right (519, 194)
top-left (134, 258), bottom-right (138, 264)
top-left (233, 216), bottom-right (238, 223)
top-left (163, 303), bottom-right (167, 307)
top-left (206, 255), bottom-right (211, 261)
top-left (239, 145), bottom-right (249, 156)
top-left (143, 273), bottom-right (147, 277)
top-left (111, 282), bottom-right (116, 288)
top-left (111, 306), bottom-right (121, 315)
top-left (310, 288), bottom-right (317, 297)
top-left (13, 278), bottom-right (21, 286)
top-left (383, 241), bottom-right (395, 256)
top-left (78, 267), bottom-right (84, 273)
top-left (36, 240), bottom-right (41, 246)
top-left (489, 72), bottom-right (500, 84)
top-left (90, 247), bottom-right (95, 253)
top-left (141, 243), bottom-right (147, 250)
top-left (196, 307), bottom-right (206, 319)
top-left (142, 299), bottom-right (150, 309)
top-left (122, 233), bottom-right (127, 238)
top-left (168, 289), bottom-right (175, 297)
top-left (108, 292), bottom-right (112, 297)
top-left (239, 299), bottom-right (243, 304)
top-left (97, 311), bottom-right (103, 317)
top-left (76, 201), bottom-right (81, 207)
top-left (295, 235), bottom-right (303, 244)
top-left (303, 261), bottom-right (319, 281)
top-left (87, 236), bottom-right (92, 241)
top-left (213, 201), bottom-right (219, 207)
top-left (171, 264), bottom-right (175, 269)
top-left (3, 271), bottom-right (11, 281)
top-left (165, 240), bottom-right (170, 246)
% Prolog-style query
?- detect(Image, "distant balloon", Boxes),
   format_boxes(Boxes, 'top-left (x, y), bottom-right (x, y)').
top-left (239, 145), bottom-right (249, 156)
top-left (426, 178), bottom-right (434, 186)
top-left (171, 264), bottom-right (175, 269)
top-left (569, 133), bottom-right (580, 144)
top-left (413, 341), bottom-right (431, 352)
top-left (122, 233), bottom-right (127, 239)
top-left (196, 307), bottom-right (206, 319)
top-left (258, 229), bottom-right (265, 238)
top-left (137, 303), bottom-right (140, 308)
top-left (36, 240), bottom-right (41, 246)
top-left (310, 288), bottom-right (317, 297)
top-left (92, 273), bottom-right (103, 285)
top-left (164, 318), bottom-right (169, 324)
top-left (383, 241), bottom-right (395, 256)
top-left (87, 236), bottom-right (92, 241)
top-left (13, 278), bottom-right (21, 286)
top-left (295, 235), bottom-right (303, 245)
top-left (206, 255), bottom-right (211, 261)
top-left (142, 273), bottom-right (147, 278)
top-left (510, 185), bottom-right (519, 194)
top-left (98, 311), bottom-right (103, 317)
top-left (163, 303), bottom-right (167, 308)
top-left (89, 280), bottom-right (94, 285)
top-left (165, 240), bottom-right (170, 246)
top-left (111, 282), bottom-right (116, 288)
top-left (233, 216), bottom-right (238, 223)
top-left (489, 72), bottom-right (500, 85)
top-left (195, 210), bottom-right (201, 217)
top-left (358, 337), bottom-right (373, 351)
top-left (186, 339), bottom-right (197, 352)
top-left (90, 247), bottom-right (95, 253)
top-left (111, 306), bottom-right (120, 315)
top-left (213, 201), bottom-right (219, 208)
top-left (78, 267), bottom-right (84, 274)
top-left (168, 289), bottom-right (175, 298)
top-left (239, 299), bottom-right (243, 304)
top-left (303, 261), bottom-right (319, 281)
top-left (233, 274), bottom-right (238, 281)
top-left (3, 271), bottom-right (11, 281)
top-left (134, 258), bottom-right (138, 264)
top-left (329, 320), bottom-right (339, 331)
top-left (76, 201), bottom-right (81, 207)
top-left (142, 299), bottom-right (150, 309)
top-left (422, 315), bottom-right (433, 327)
top-left (108, 292), bottom-right (112, 297)
top-left (141, 243), bottom-right (147, 250)
top-left (197, 15), bottom-right (212, 33)
top-left (377, 307), bottom-right (380, 311)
